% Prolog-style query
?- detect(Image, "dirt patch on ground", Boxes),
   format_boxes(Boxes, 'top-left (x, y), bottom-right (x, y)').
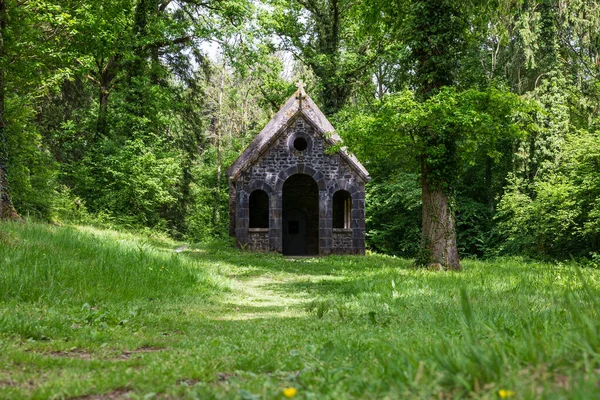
top-left (216, 372), bottom-right (235, 382)
top-left (42, 346), bottom-right (166, 361)
top-left (48, 350), bottom-right (94, 360)
top-left (0, 378), bottom-right (16, 389)
top-left (177, 378), bottom-right (200, 386)
top-left (71, 388), bottom-right (132, 399)
top-left (0, 374), bottom-right (46, 391)
top-left (119, 346), bottom-right (165, 360)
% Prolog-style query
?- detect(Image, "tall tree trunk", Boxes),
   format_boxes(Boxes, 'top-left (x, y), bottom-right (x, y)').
top-left (0, 0), bottom-right (21, 220)
top-left (150, 45), bottom-right (160, 85)
top-left (94, 55), bottom-right (120, 138)
top-left (214, 65), bottom-right (224, 228)
top-left (421, 159), bottom-right (460, 270)
top-left (126, 0), bottom-right (157, 117)
top-left (97, 85), bottom-right (109, 137)
top-left (485, 154), bottom-right (493, 209)
top-left (410, 0), bottom-right (464, 270)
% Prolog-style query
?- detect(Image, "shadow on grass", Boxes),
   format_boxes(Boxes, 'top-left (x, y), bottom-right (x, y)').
top-left (180, 243), bottom-right (595, 328)
top-left (182, 245), bottom-right (413, 276)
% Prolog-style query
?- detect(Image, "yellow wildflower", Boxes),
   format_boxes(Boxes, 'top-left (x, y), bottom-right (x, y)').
top-left (283, 387), bottom-right (297, 398)
top-left (498, 389), bottom-right (515, 398)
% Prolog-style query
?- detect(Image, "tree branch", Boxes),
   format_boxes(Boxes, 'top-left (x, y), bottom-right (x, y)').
top-left (144, 35), bottom-right (193, 51)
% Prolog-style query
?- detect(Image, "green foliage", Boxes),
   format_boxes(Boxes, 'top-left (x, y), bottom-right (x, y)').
top-left (5, 98), bottom-right (57, 219)
top-left (266, 0), bottom-right (379, 114)
top-left (3, 0), bottom-right (600, 264)
top-left (497, 129), bottom-right (600, 258)
top-left (79, 138), bottom-right (182, 229)
top-left (455, 196), bottom-right (496, 258)
top-left (341, 87), bottom-right (533, 193)
top-left (0, 0), bottom-right (77, 220)
top-left (365, 174), bottom-right (421, 256)
top-left (337, 87), bottom-right (535, 260)
top-left (185, 147), bottom-right (230, 240)
top-left (51, 185), bottom-right (90, 224)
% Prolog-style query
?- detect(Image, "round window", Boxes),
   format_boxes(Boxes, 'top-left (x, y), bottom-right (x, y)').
top-left (293, 137), bottom-right (308, 151)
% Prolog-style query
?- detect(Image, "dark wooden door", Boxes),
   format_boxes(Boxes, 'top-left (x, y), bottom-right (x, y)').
top-left (283, 208), bottom-right (308, 255)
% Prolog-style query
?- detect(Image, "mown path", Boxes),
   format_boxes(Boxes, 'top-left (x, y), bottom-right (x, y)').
top-left (208, 265), bottom-right (342, 321)
top-left (214, 275), bottom-right (307, 320)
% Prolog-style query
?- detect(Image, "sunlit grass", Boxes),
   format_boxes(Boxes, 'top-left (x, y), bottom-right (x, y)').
top-left (1, 221), bottom-right (599, 399)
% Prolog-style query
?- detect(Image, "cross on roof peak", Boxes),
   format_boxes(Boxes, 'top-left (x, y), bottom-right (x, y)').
top-left (295, 80), bottom-right (307, 110)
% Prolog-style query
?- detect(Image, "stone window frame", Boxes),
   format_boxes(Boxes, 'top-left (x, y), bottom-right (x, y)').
top-left (236, 180), bottom-right (274, 245)
top-left (287, 130), bottom-right (313, 155)
top-left (328, 180), bottom-right (361, 232)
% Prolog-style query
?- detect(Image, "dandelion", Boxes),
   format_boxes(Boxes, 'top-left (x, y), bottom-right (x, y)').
top-left (498, 389), bottom-right (515, 398)
top-left (283, 387), bottom-right (297, 398)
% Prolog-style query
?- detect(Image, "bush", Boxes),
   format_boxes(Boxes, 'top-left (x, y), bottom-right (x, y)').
top-left (496, 130), bottom-right (600, 258)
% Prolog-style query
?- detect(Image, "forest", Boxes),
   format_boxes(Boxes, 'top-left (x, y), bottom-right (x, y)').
top-left (1, 0), bottom-right (600, 264)
top-left (3, 2), bottom-right (600, 398)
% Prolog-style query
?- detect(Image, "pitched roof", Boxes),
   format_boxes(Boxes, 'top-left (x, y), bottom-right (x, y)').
top-left (227, 87), bottom-right (371, 183)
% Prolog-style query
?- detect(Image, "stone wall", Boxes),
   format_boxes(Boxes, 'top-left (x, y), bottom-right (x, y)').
top-left (332, 228), bottom-right (354, 254)
top-left (248, 229), bottom-right (269, 251)
top-left (238, 118), bottom-right (360, 189)
top-left (232, 116), bottom-right (366, 255)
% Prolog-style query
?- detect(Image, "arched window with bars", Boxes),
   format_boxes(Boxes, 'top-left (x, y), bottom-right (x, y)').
top-left (333, 190), bottom-right (351, 229)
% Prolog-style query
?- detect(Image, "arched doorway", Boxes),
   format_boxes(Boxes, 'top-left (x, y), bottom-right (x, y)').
top-left (282, 174), bottom-right (319, 255)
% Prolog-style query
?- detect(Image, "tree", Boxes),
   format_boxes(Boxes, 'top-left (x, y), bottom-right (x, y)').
top-left (0, 0), bottom-right (74, 220)
top-left (352, 0), bottom-right (471, 269)
top-left (341, 87), bottom-right (532, 268)
top-left (407, 0), bottom-right (467, 269)
top-left (336, 0), bottom-right (546, 269)
top-left (0, 0), bottom-right (19, 219)
top-left (267, 0), bottom-right (379, 114)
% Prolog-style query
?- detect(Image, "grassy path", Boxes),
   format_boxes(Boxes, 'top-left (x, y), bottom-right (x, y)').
top-left (214, 274), bottom-right (307, 320)
top-left (1, 222), bottom-right (600, 399)
top-left (212, 263), bottom-right (348, 321)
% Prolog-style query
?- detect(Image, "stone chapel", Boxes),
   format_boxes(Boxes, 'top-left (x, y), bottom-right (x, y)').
top-left (227, 83), bottom-right (370, 256)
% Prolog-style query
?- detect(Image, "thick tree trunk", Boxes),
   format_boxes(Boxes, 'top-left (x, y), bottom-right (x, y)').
top-left (0, 0), bottom-right (21, 220)
top-left (0, 167), bottom-right (20, 220)
top-left (409, 0), bottom-right (463, 270)
top-left (150, 45), bottom-right (160, 85)
top-left (421, 164), bottom-right (460, 270)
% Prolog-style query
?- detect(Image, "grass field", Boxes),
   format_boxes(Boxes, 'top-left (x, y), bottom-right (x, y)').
top-left (1, 222), bottom-right (599, 399)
